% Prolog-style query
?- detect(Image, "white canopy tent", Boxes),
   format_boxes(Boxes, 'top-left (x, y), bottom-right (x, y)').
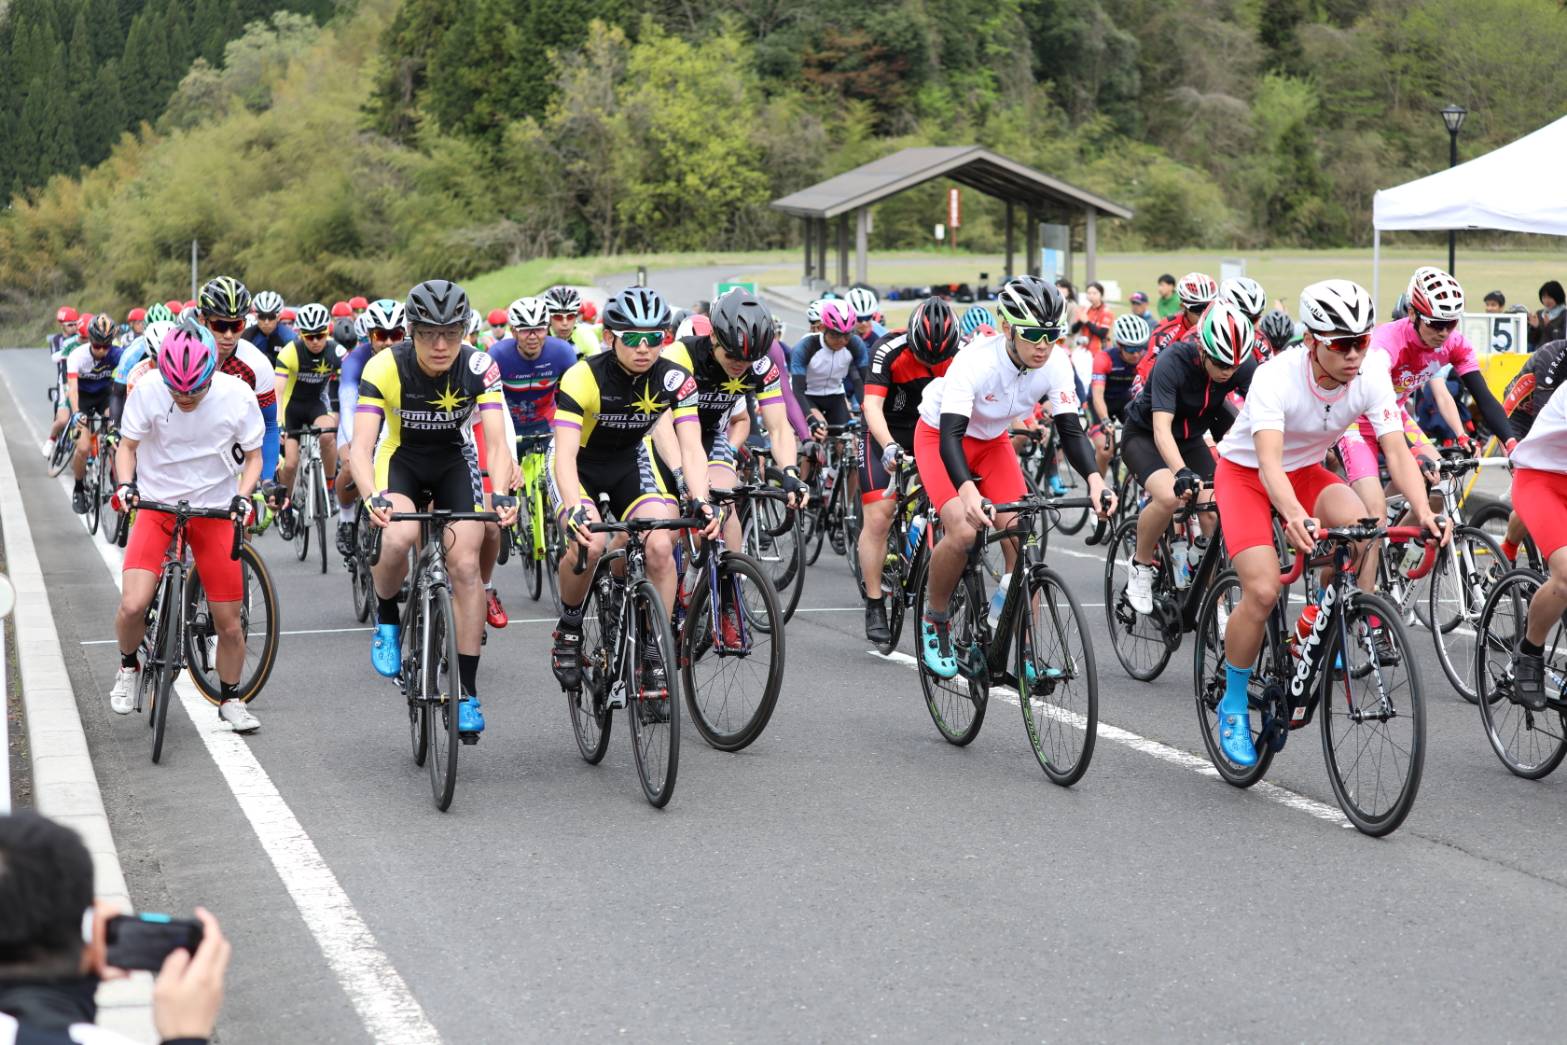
top-left (1371, 114), bottom-right (1567, 302)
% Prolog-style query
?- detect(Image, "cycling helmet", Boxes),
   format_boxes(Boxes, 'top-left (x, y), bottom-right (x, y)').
top-left (1257, 308), bottom-right (1296, 356)
top-left (1298, 279), bottom-right (1375, 336)
top-left (198, 275), bottom-right (251, 319)
top-left (1197, 300), bottom-right (1253, 367)
top-left (354, 316), bottom-right (367, 341)
top-left (329, 301), bottom-right (351, 318)
top-left (1220, 276), bottom-right (1266, 321)
top-left (601, 286), bottom-right (670, 332)
top-left (709, 289), bottom-right (774, 362)
top-left (486, 308), bottom-right (507, 327)
top-left (507, 296), bottom-right (549, 330)
top-left (846, 286), bottom-right (879, 320)
top-left (1111, 313), bottom-right (1151, 350)
top-left (669, 308), bottom-right (692, 335)
top-left (545, 286), bottom-right (583, 315)
top-left (805, 300), bottom-right (824, 324)
top-left (1176, 272), bottom-right (1219, 310)
top-left (332, 317), bottom-right (358, 349)
top-left (281, 308), bottom-right (296, 323)
top-left (87, 313), bottom-right (116, 346)
top-left (145, 303), bottom-right (174, 324)
top-left (1390, 293), bottom-right (1410, 321)
top-left (465, 308), bottom-right (482, 337)
top-left (164, 299), bottom-right (184, 314)
top-left (76, 315), bottom-right (93, 338)
top-left (996, 276), bottom-right (1066, 329)
top-left (404, 279), bottom-right (469, 327)
top-left (907, 297), bottom-right (960, 366)
top-left (959, 305), bottom-right (995, 338)
top-left (349, 295), bottom-right (369, 311)
top-left (127, 307), bottom-right (147, 323)
top-left (56, 305), bottom-right (78, 324)
top-left (253, 290), bottom-right (285, 317)
top-left (1407, 266), bottom-right (1464, 321)
top-left (159, 323), bottom-right (217, 393)
top-left (141, 321), bottom-right (175, 361)
top-left (579, 300), bottom-right (597, 323)
top-left (294, 302), bottom-right (331, 334)
top-left (818, 300), bottom-right (855, 335)
top-left (363, 298), bottom-right (405, 334)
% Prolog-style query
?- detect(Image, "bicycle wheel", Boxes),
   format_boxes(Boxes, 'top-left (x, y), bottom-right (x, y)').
top-left (1017, 565), bottom-right (1097, 785)
top-left (913, 558), bottom-right (988, 745)
top-left (95, 447), bottom-right (116, 541)
top-left (184, 544), bottom-right (280, 704)
top-left (351, 508), bottom-right (374, 623)
top-left (878, 531), bottom-right (909, 657)
top-left (84, 452), bottom-right (102, 535)
top-left (1319, 590), bottom-right (1425, 836)
top-left (1048, 447), bottom-right (1091, 536)
top-left (526, 526), bottom-right (544, 601)
top-left (1474, 569), bottom-right (1567, 779)
top-left (627, 579), bottom-right (680, 807)
top-left (569, 570), bottom-right (613, 764)
top-left (425, 584), bottom-right (462, 811)
top-left (47, 428), bottom-right (74, 477)
top-left (682, 551), bottom-right (785, 751)
top-left (150, 573), bottom-right (181, 764)
top-left (750, 484), bottom-right (805, 623)
top-left (291, 471), bottom-right (310, 561)
top-left (1192, 569), bottom-right (1276, 786)
top-left (802, 499), bottom-right (826, 566)
top-left (404, 595), bottom-right (428, 766)
top-left (545, 518), bottom-right (565, 616)
top-left (1103, 519), bottom-right (1174, 681)
top-left (1429, 525), bottom-right (1507, 703)
top-left (313, 465), bottom-right (328, 574)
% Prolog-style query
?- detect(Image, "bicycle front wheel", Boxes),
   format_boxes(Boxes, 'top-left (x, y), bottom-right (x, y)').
top-left (569, 569), bottom-right (613, 764)
top-left (1017, 566), bottom-right (1097, 786)
top-left (1429, 525), bottom-right (1507, 703)
top-left (1103, 519), bottom-right (1174, 681)
top-left (682, 552), bottom-right (785, 751)
top-left (425, 585), bottom-right (462, 811)
top-left (47, 429), bottom-right (74, 477)
top-left (85, 454), bottom-right (103, 535)
top-left (150, 573), bottom-right (181, 764)
top-left (351, 508), bottom-right (374, 623)
top-left (628, 580), bottom-right (680, 807)
top-left (184, 543), bottom-right (280, 704)
top-left (1474, 569), bottom-right (1567, 778)
top-left (1320, 590), bottom-right (1425, 836)
top-left (313, 466), bottom-right (328, 574)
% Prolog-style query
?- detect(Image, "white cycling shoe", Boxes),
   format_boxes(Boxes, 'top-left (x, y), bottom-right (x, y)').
top-left (1126, 561), bottom-right (1156, 615)
top-left (219, 699), bottom-right (260, 734)
top-left (108, 666), bottom-right (138, 715)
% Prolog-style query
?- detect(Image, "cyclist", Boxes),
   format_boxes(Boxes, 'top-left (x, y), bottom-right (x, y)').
top-left (1136, 272), bottom-right (1217, 389)
top-left (547, 286), bottom-right (717, 697)
top-left (1499, 337), bottom-right (1567, 562)
top-left (804, 299), bottom-right (823, 334)
top-left (544, 285), bottom-right (602, 358)
top-left (46, 306), bottom-right (80, 452)
top-left (334, 299), bottom-right (403, 555)
top-left (1501, 383), bottom-right (1567, 708)
top-left (126, 308), bottom-right (147, 339)
top-left (349, 295), bottom-right (369, 317)
top-left (1256, 308), bottom-right (1296, 361)
top-left (349, 280), bottom-right (518, 741)
top-left (273, 302), bottom-right (340, 534)
top-left (110, 313), bottom-right (176, 425)
top-left (959, 305), bottom-right (995, 343)
top-left (67, 314), bottom-right (124, 514)
top-left (858, 296), bottom-right (961, 643)
top-left (482, 308), bottom-right (508, 349)
top-left (198, 277), bottom-right (281, 490)
top-left (109, 325), bottom-right (263, 732)
top-left (1221, 276), bottom-right (1268, 360)
top-left (1211, 279), bottom-right (1448, 767)
top-left (789, 300), bottom-right (865, 431)
top-left (1088, 312), bottom-right (1151, 474)
top-left (1121, 301), bottom-right (1258, 614)
top-left (241, 291), bottom-right (296, 367)
top-left (913, 276), bottom-right (1114, 678)
top-left (847, 286), bottom-right (885, 343)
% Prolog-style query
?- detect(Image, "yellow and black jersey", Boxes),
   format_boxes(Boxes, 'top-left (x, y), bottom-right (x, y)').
top-left (356, 341), bottom-right (504, 454)
top-left (274, 340), bottom-right (339, 415)
top-left (553, 351), bottom-right (699, 456)
top-left (664, 336), bottom-right (785, 441)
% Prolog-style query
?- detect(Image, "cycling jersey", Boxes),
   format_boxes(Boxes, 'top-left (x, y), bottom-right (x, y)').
top-left (241, 322), bottom-right (300, 366)
top-left (486, 335), bottom-right (577, 437)
top-left (112, 337), bottom-right (150, 385)
top-left (864, 332), bottom-right (952, 448)
top-left (565, 324), bottom-right (601, 359)
top-left (789, 333), bottom-right (866, 399)
top-left (664, 336), bottom-right (784, 448)
top-left (552, 351), bottom-right (699, 457)
top-left (121, 372), bottom-right (264, 509)
top-left (917, 331), bottom-right (1080, 440)
top-left (1125, 339), bottom-right (1256, 440)
top-left (1503, 338), bottom-right (1567, 437)
top-left (1133, 312), bottom-right (1197, 390)
top-left (1091, 344), bottom-right (1143, 418)
top-left (1509, 373), bottom-right (1567, 473)
top-left (336, 344), bottom-right (375, 447)
top-left (356, 341), bottom-right (505, 456)
top-left (274, 340), bottom-right (340, 426)
top-left (218, 340), bottom-right (278, 410)
top-left (1370, 316), bottom-right (1480, 408)
top-left (66, 343), bottom-right (122, 397)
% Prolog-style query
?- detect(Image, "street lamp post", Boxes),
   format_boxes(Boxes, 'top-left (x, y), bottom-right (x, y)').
top-left (1441, 104), bottom-right (1467, 273)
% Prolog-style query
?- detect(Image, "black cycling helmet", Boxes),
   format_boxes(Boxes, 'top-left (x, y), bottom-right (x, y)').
top-left (602, 286), bottom-right (671, 332)
top-left (1258, 308), bottom-right (1296, 356)
top-left (709, 289), bottom-right (773, 362)
top-left (87, 313), bottom-right (116, 346)
top-left (544, 285), bottom-right (582, 315)
top-left (995, 276), bottom-right (1066, 329)
top-left (404, 279), bottom-right (469, 328)
top-left (331, 317), bottom-right (358, 349)
top-left (907, 296), bottom-right (960, 366)
top-left (198, 275), bottom-right (251, 320)
top-left (1390, 292), bottom-right (1411, 322)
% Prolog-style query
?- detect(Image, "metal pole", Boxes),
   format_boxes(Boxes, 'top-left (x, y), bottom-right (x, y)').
top-left (191, 240), bottom-right (198, 299)
top-left (1447, 130), bottom-right (1458, 274)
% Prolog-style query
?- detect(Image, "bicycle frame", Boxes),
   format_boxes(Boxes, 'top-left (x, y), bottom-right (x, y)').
top-left (518, 437), bottom-right (551, 558)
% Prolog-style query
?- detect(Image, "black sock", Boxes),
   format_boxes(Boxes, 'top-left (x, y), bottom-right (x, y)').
top-left (220, 681), bottom-right (239, 703)
top-left (458, 653), bottom-right (479, 695)
top-left (73, 479), bottom-right (83, 491)
top-left (1521, 637), bottom-right (1545, 658)
top-left (924, 608), bottom-right (950, 624)
top-left (559, 600), bottom-right (583, 628)
top-left (120, 649), bottom-right (138, 670)
top-left (377, 596), bottom-right (400, 625)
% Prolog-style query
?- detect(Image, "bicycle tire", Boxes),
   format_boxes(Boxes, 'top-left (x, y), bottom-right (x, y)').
top-left (150, 572), bottom-right (181, 764)
top-left (1103, 519), bottom-right (1175, 682)
top-left (1192, 569), bottom-right (1276, 786)
top-left (95, 446), bottom-right (115, 541)
top-left (802, 500), bottom-right (826, 565)
top-left (84, 452), bottom-right (102, 535)
top-left (425, 584), bottom-right (462, 811)
top-left (1471, 501), bottom-right (1541, 571)
top-left (1018, 566), bottom-right (1097, 786)
top-left (1429, 525), bottom-right (1507, 703)
top-left (351, 504), bottom-right (374, 623)
top-left (681, 551), bottom-right (785, 751)
top-left (1474, 569), bottom-right (1567, 779)
top-left (1048, 446), bottom-right (1091, 535)
top-left (878, 526), bottom-right (912, 657)
top-left (292, 493), bottom-right (310, 561)
top-left (47, 432), bottom-right (74, 477)
top-left (184, 544), bottom-right (280, 704)
top-left (627, 579), bottom-right (680, 807)
top-left (750, 482), bottom-right (805, 623)
top-left (913, 557), bottom-right (988, 745)
top-left (404, 590), bottom-right (428, 766)
top-left (314, 464), bottom-right (328, 574)
top-left (569, 569), bottom-right (613, 764)
top-left (526, 523), bottom-right (544, 600)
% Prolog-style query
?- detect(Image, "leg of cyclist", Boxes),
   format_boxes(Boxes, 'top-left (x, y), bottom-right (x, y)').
top-left (368, 492), bottom-right (420, 678)
top-left (110, 537), bottom-right (162, 715)
top-left (182, 517), bottom-right (259, 732)
top-left (316, 413), bottom-right (338, 484)
top-left (1510, 468), bottom-right (1567, 708)
top-left (334, 470), bottom-right (358, 556)
top-left (443, 516), bottom-right (489, 732)
top-left (857, 423), bottom-right (896, 641)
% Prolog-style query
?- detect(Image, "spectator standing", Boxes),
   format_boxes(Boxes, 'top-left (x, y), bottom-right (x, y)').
top-left (1483, 290), bottom-right (1505, 313)
top-left (1529, 280), bottom-right (1566, 349)
top-left (1128, 291), bottom-right (1154, 322)
top-left (1154, 274), bottom-right (1180, 319)
top-left (1073, 281), bottom-right (1114, 355)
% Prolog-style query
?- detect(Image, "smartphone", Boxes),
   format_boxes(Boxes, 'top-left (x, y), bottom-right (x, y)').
top-left (104, 914), bottom-right (203, 972)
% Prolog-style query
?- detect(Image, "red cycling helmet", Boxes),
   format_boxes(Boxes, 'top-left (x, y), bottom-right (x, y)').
top-left (182, 299), bottom-right (197, 312)
top-left (76, 314), bottom-right (94, 338)
top-left (579, 300), bottom-right (597, 323)
top-left (127, 307), bottom-right (146, 323)
top-left (56, 306), bottom-right (79, 324)
top-left (165, 299), bottom-right (184, 314)
top-left (487, 308), bottom-right (508, 327)
top-left (280, 308), bottom-right (296, 323)
top-left (349, 296), bottom-right (369, 311)
top-left (331, 301), bottom-right (353, 318)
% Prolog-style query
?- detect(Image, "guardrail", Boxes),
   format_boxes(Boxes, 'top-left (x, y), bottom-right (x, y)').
top-left (1, 571), bottom-right (12, 814)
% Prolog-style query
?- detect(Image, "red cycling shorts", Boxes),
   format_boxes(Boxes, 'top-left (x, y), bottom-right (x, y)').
top-left (124, 510), bottom-right (243, 602)
top-left (1215, 457), bottom-right (1345, 557)
top-left (913, 420), bottom-right (1027, 513)
top-left (1512, 467), bottom-right (1567, 562)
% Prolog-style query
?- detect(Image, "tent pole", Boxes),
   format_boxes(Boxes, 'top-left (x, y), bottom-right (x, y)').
top-left (1372, 228), bottom-right (1381, 312)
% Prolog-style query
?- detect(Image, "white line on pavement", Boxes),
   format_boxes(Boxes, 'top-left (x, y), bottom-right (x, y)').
top-left (870, 648), bottom-right (1350, 828)
top-left (1, 371), bottom-right (442, 1044)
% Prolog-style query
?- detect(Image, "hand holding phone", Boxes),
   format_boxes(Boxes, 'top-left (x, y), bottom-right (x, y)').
top-left (105, 913), bottom-right (203, 972)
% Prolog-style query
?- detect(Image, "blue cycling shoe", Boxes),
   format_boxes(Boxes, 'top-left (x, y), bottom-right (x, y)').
top-left (1218, 711), bottom-right (1258, 766)
top-left (1047, 475), bottom-right (1068, 497)
top-left (920, 617), bottom-right (958, 679)
top-left (371, 624), bottom-right (401, 678)
top-left (457, 696), bottom-right (485, 736)
top-left (1022, 660), bottom-right (1065, 687)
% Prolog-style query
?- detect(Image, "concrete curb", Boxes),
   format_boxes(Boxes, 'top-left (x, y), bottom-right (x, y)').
top-left (0, 386), bottom-right (157, 1041)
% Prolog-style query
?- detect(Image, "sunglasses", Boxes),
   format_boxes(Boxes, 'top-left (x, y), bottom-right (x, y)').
top-left (256, 313), bottom-right (280, 322)
top-left (617, 330), bottom-right (663, 348)
top-left (302, 330), bottom-right (329, 341)
top-left (1014, 325), bottom-right (1065, 344)
top-left (206, 317), bottom-right (245, 334)
top-left (171, 380), bottom-right (212, 401)
top-left (514, 326), bottom-right (547, 337)
top-left (1420, 317), bottom-right (1458, 332)
top-left (370, 327), bottom-right (405, 342)
top-left (1317, 331), bottom-right (1371, 354)
top-left (412, 325), bottom-right (462, 345)
top-left (550, 312), bottom-right (579, 322)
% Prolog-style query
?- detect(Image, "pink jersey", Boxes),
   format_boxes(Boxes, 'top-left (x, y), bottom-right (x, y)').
top-left (1369, 316), bottom-right (1479, 407)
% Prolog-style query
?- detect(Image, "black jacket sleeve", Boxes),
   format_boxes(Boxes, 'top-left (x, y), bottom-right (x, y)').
top-left (1459, 369), bottom-right (1514, 442)
top-left (1052, 410), bottom-right (1099, 480)
top-left (938, 412), bottom-right (973, 488)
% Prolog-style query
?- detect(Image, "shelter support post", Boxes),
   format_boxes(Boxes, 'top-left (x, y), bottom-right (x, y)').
top-left (855, 206), bottom-right (869, 286)
top-left (1005, 201), bottom-right (1015, 279)
top-left (1084, 208), bottom-right (1097, 284)
top-left (836, 215), bottom-right (849, 288)
top-left (1372, 228), bottom-right (1381, 312)
top-left (803, 218), bottom-right (813, 282)
top-left (816, 218), bottom-right (827, 288)
top-left (1025, 208), bottom-right (1040, 277)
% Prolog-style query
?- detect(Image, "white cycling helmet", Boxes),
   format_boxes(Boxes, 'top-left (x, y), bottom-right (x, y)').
top-left (846, 287), bottom-right (879, 320)
top-left (141, 321), bottom-right (176, 360)
top-left (253, 290), bottom-right (285, 316)
top-left (1176, 272), bottom-right (1219, 309)
top-left (1298, 279), bottom-right (1375, 336)
top-left (293, 302), bottom-right (331, 333)
top-left (805, 300), bottom-right (824, 324)
top-left (363, 298), bottom-right (405, 333)
top-left (466, 308), bottom-right (482, 337)
top-left (1220, 276), bottom-right (1267, 321)
top-left (508, 296), bottom-right (549, 330)
top-left (1111, 313), bottom-right (1151, 349)
top-left (1407, 266), bottom-right (1465, 321)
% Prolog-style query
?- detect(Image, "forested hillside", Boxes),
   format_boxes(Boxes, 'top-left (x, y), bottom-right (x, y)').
top-left (2, 0), bottom-right (1564, 327)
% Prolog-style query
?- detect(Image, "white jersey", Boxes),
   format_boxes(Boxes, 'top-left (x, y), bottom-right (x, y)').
top-left (1218, 345), bottom-right (1400, 471)
top-left (917, 331), bottom-right (1080, 441)
top-left (1511, 377), bottom-right (1567, 473)
top-left (121, 371), bottom-right (265, 509)
top-left (220, 338), bottom-right (278, 403)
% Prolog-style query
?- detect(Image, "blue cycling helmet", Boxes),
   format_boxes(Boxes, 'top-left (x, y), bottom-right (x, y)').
top-left (959, 305), bottom-right (995, 338)
top-left (602, 286), bottom-right (671, 332)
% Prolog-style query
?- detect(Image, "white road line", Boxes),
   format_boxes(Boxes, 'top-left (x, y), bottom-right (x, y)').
top-left (2, 371), bottom-right (442, 1044)
top-left (870, 648), bottom-right (1350, 827)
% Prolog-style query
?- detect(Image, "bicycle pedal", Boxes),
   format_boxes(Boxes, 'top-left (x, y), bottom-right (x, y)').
top-left (458, 733), bottom-right (479, 746)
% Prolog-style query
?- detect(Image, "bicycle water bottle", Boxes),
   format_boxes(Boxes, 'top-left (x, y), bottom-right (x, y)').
top-left (1399, 540), bottom-right (1425, 575)
top-left (987, 572), bottom-right (1012, 629)
top-left (1170, 538), bottom-right (1191, 589)
top-left (904, 514), bottom-right (927, 563)
top-left (822, 462), bottom-right (837, 496)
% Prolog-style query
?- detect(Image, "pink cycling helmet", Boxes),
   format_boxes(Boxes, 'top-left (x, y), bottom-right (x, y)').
top-left (160, 323), bottom-right (218, 394)
top-left (819, 300), bottom-right (855, 335)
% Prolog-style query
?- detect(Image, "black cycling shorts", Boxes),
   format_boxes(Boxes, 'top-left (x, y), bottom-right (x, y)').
top-left (284, 395), bottom-right (333, 435)
top-left (77, 390), bottom-right (111, 418)
top-left (1121, 425), bottom-right (1216, 487)
top-left (548, 439), bottom-right (675, 523)
top-left (806, 393), bottom-right (851, 428)
top-left (379, 444), bottom-right (482, 512)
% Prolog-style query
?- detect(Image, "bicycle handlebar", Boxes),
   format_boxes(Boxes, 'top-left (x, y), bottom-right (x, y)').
top-left (285, 425), bottom-right (334, 437)
top-left (365, 500), bottom-right (502, 566)
top-left (1277, 519), bottom-right (1444, 585)
top-left (130, 498), bottom-right (245, 560)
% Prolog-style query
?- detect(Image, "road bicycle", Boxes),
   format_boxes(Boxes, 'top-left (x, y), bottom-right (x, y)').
top-left (507, 434), bottom-right (563, 610)
top-left (1472, 566), bottom-right (1567, 778)
top-left (1018, 415), bottom-right (1092, 536)
top-left (734, 439), bottom-right (805, 622)
top-left (913, 494), bottom-right (1108, 786)
top-left (802, 421), bottom-right (862, 573)
top-left (866, 451), bottom-right (930, 656)
top-left (1192, 520), bottom-right (1439, 836)
top-left (284, 425), bottom-right (332, 574)
top-left (77, 413), bottom-right (115, 536)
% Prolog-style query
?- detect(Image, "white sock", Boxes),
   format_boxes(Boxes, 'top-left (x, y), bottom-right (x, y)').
top-left (340, 505), bottom-right (355, 524)
top-left (485, 582), bottom-right (495, 591)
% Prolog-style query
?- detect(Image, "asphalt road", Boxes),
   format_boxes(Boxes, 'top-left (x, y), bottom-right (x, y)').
top-left (5, 275), bottom-right (1567, 1043)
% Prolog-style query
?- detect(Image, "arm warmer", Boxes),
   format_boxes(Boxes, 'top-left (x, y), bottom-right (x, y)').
top-left (938, 412), bottom-right (974, 488)
top-left (1459, 369), bottom-right (1514, 443)
top-left (260, 401), bottom-right (280, 481)
top-left (1052, 410), bottom-right (1099, 481)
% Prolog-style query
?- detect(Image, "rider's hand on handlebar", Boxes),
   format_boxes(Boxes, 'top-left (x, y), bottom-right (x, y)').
top-left (691, 498), bottom-right (722, 539)
top-left (780, 466), bottom-right (809, 509)
top-left (1173, 468), bottom-right (1201, 500)
top-left (110, 481), bottom-right (137, 514)
top-left (228, 494), bottom-right (254, 528)
top-left (565, 505), bottom-right (593, 548)
top-left (491, 494), bottom-right (519, 528)
top-left (1416, 509), bottom-right (1452, 547)
top-left (1088, 474), bottom-right (1116, 518)
top-left (366, 493), bottom-right (394, 529)
top-left (958, 485), bottom-right (993, 530)
top-left (1283, 512), bottom-right (1319, 556)
top-left (880, 442), bottom-right (903, 474)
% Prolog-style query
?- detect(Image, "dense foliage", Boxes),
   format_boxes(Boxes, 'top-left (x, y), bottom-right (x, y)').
top-left (3, 0), bottom-right (1566, 327)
